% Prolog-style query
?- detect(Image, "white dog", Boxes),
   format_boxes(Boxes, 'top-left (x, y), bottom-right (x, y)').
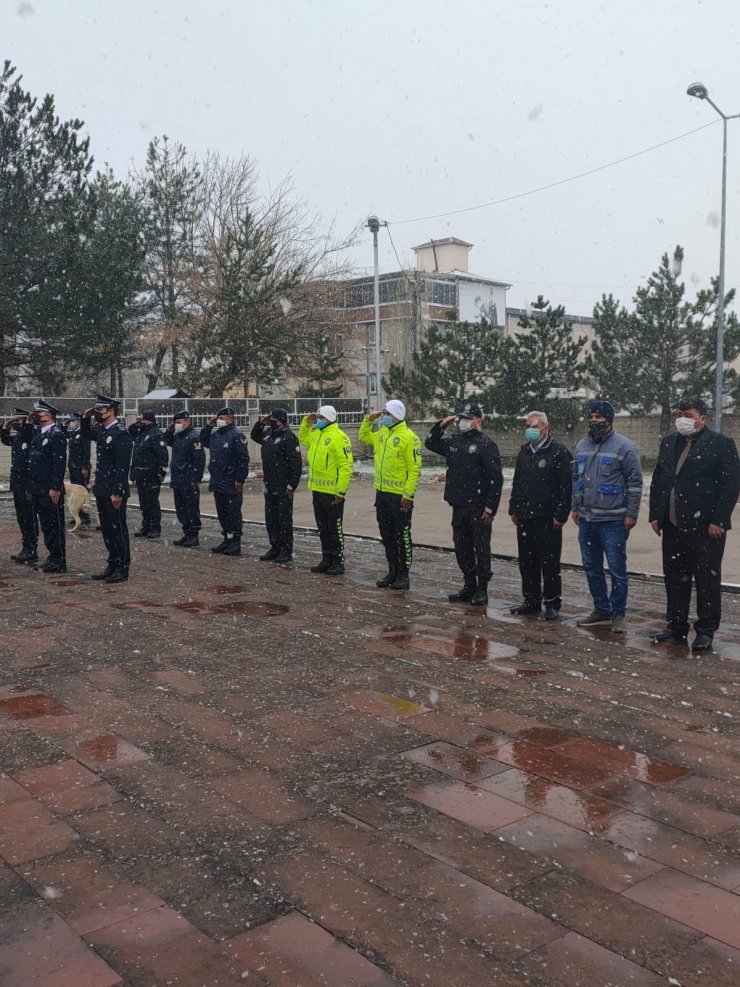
top-left (64, 482), bottom-right (97, 531)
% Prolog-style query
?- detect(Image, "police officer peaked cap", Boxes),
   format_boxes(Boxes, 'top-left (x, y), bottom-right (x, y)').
top-left (94, 394), bottom-right (120, 411)
top-left (141, 410), bottom-right (156, 423)
top-left (68, 411), bottom-right (82, 420)
top-left (173, 410), bottom-right (190, 421)
top-left (14, 407), bottom-right (30, 417)
top-left (34, 398), bottom-right (60, 416)
top-left (270, 408), bottom-right (288, 423)
top-left (217, 407), bottom-right (235, 417)
top-left (458, 401), bottom-right (482, 420)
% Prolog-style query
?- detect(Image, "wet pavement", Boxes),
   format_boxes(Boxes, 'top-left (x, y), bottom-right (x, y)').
top-left (1, 511), bottom-right (740, 986)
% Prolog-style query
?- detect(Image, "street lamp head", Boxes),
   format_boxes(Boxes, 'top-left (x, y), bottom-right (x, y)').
top-left (367, 215), bottom-right (381, 234)
top-left (687, 82), bottom-right (709, 100)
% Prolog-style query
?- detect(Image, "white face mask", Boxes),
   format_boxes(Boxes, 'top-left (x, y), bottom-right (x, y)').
top-left (458, 418), bottom-right (475, 433)
top-left (174, 422), bottom-right (185, 433)
top-left (675, 416), bottom-right (697, 436)
top-left (67, 422), bottom-right (79, 431)
top-left (215, 418), bottom-right (229, 429)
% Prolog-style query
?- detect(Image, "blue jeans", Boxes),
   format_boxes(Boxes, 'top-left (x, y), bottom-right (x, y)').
top-left (578, 519), bottom-right (628, 615)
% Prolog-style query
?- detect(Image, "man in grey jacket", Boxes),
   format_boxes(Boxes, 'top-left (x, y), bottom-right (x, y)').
top-left (571, 400), bottom-right (643, 633)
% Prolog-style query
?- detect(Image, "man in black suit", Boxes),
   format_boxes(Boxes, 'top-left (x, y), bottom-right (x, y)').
top-left (26, 400), bottom-right (67, 573)
top-left (82, 395), bottom-right (134, 583)
top-left (649, 396), bottom-right (740, 652)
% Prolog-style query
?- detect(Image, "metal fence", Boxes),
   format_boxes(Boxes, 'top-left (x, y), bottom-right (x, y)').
top-left (0, 396), bottom-right (366, 429)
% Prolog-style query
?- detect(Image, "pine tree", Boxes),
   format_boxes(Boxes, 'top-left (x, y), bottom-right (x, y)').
top-left (296, 325), bottom-right (345, 399)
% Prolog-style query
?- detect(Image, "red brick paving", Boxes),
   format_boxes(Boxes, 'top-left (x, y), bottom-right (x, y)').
top-left (1, 512), bottom-right (740, 985)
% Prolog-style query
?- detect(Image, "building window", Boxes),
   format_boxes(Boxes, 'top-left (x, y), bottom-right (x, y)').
top-left (368, 372), bottom-right (378, 394)
top-left (379, 279), bottom-right (402, 303)
top-left (347, 283), bottom-right (374, 308)
top-left (430, 281), bottom-right (456, 306)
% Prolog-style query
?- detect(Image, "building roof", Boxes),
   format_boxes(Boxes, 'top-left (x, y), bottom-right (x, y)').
top-left (411, 237), bottom-right (473, 251)
top-left (142, 387), bottom-right (190, 399)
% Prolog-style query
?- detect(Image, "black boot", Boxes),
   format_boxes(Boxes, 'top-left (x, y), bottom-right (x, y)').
top-left (104, 567), bottom-right (129, 584)
top-left (376, 572), bottom-right (397, 588)
top-left (654, 625), bottom-right (689, 644)
top-left (470, 576), bottom-right (490, 607)
top-left (449, 582), bottom-right (476, 603)
top-left (391, 571), bottom-right (410, 590)
top-left (133, 528), bottom-right (149, 538)
top-left (324, 559), bottom-right (345, 575)
top-left (311, 558), bottom-right (332, 573)
top-left (90, 564), bottom-right (116, 581)
top-left (274, 551), bottom-right (292, 564)
top-left (36, 559), bottom-right (67, 574)
top-left (13, 548), bottom-right (37, 564)
top-left (220, 539), bottom-right (241, 557)
top-left (259, 548), bottom-right (279, 561)
top-left (146, 530), bottom-right (161, 539)
top-left (176, 533), bottom-right (199, 548)
top-left (212, 538), bottom-right (230, 554)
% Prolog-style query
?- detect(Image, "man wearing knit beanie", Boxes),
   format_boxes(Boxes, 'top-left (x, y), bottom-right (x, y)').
top-left (358, 399), bottom-right (422, 590)
top-left (571, 400), bottom-right (643, 633)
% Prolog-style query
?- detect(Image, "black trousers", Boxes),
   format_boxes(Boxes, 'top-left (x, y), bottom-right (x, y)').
top-left (375, 491), bottom-right (413, 576)
top-left (96, 496), bottom-right (130, 572)
top-left (136, 480), bottom-right (162, 533)
top-left (173, 486), bottom-right (201, 534)
top-left (313, 492), bottom-right (345, 563)
top-left (516, 516), bottom-right (563, 610)
top-left (452, 504), bottom-right (492, 586)
top-left (214, 489), bottom-right (243, 538)
top-left (13, 490), bottom-right (38, 551)
top-left (265, 490), bottom-right (294, 553)
top-left (662, 522), bottom-right (725, 635)
top-left (68, 466), bottom-right (88, 486)
top-left (33, 493), bottom-right (66, 565)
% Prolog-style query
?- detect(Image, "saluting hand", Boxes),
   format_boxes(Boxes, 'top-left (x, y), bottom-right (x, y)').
top-left (440, 415), bottom-right (456, 429)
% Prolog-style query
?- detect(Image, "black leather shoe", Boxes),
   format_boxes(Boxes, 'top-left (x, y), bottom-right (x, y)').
top-left (376, 573), bottom-right (396, 588)
top-left (391, 574), bottom-right (410, 590)
top-left (510, 602), bottom-right (541, 615)
top-left (692, 633), bottom-right (714, 652)
top-left (470, 589), bottom-right (489, 607)
top-left (133, 529), bottom-right (149, 538)
top-left (274, 552), bottom-right (292, 564)
top-left (37, 561), bottom-right (66, 573)
top-left (90, 565), bottom-right (115, 581)
top-left (311, 560), bottom-right (332, 573)
top-left (654, 626), bottom-right (688, 644)
top-left (220, 541), bottom-right (241, 557)
top-left (13, 549), bottom-right (37, 564)
top-left (146, 530), bottom-right (161, 539)
top-left (259, 549), bottom-right (279, 561)
top-left (544, 607), bottom-right (560, 621)
top-left (324, 562), bottom-right (345, 576)
top-left (448, 587), bottom-right (475, 602)
top-left (104, 569), bottom-right (129, 584)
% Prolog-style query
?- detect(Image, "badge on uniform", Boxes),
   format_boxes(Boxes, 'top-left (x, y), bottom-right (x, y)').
top-left (538, 458), bottom-right (547, 468)
top-left (393, 436), bottom-right (400, 446)
top-left (324, 438), bottom-right (331, 446)
top-left (42, 438), bottom-right (48, 445)
top-left (106, 436), bottom-right (112, 444)
top-left (194, 442), bottom-right (202, 449)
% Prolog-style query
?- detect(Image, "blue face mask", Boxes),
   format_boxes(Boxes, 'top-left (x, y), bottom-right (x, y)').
top-left (315, 418), bottom-right (327, 429)
top-left (524, 427), bottom-right (541, 443)
top-left (381, 415), bottom-right (394, 428)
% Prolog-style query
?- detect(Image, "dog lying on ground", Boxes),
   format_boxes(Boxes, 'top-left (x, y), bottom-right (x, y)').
top-left (64, 483), bottom-right (97, 531)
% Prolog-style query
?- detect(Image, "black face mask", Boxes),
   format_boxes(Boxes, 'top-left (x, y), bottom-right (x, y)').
top-left (588, 421), bottom-right (610, 441)
top-left (94, 411), bottom-right (106, 423)
top-left (30, 414), bottom-right (41, 426)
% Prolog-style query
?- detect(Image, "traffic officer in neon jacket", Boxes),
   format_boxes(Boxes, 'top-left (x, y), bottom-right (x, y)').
top-left (358, 398), bottom-right (421, 590)
top-left (298, 404), bottom-right (353, 575)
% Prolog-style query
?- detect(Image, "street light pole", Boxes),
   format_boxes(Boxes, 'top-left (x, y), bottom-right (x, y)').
top-left (367, 215), bottom-right (386, 409)
top-left (687, 82), bottom-right (740, 431)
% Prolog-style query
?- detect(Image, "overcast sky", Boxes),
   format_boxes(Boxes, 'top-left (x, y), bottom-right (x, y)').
top-left (5, 0), bottom-right (740, 315)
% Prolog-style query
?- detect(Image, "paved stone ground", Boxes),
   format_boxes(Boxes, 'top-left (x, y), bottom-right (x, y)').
top-left (1, 508), bottom-right (740, 987)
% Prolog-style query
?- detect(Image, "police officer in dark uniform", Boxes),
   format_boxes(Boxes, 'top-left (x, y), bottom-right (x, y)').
top-left (27, 399), bottom-right (67, 573)
top-left (1, 408), bottom-right (38, 563)
top-left (201, 407), bottom-right (249, 556)
top-left (64, 411), bottom-right (92, 526)
top-left (251, 408), bottom-right (302, 563)
top-left (82, 395), bottom-right (133, 583)
top-left (165, 410), bottom-right (205, 547)
top-left (425, 401), bottom-right (503, 606)
top-left (129, 410), bottom-right (168, 539)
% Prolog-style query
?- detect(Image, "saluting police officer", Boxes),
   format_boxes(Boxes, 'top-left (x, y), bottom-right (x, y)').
top-left (129, 410), bottom-right (168, 539)
top-left (201, 407), bottom-right (249, 556)
top-left (165, 410), bottom-right (205, 547)
top-left (251, 408), bottom-right (302, 564)
top-left (26, 399), bottom-right (67, 573)
top-left (1, 408), bottom-right (38, 564)
top-left (82, 395), bottom-right (134, 583)
top-left (64, 411), bottom-right (92, 527)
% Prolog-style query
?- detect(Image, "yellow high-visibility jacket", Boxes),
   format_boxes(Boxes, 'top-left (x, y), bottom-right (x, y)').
top-left (298, 417), bottom-right (354, 496)
top-left (358, 417), bottom-right (422, 500)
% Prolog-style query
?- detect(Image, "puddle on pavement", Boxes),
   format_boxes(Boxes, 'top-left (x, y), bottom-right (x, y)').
top-left (376, 692), bottom-right (427, 716)
top-left (172, 601), bottom-right (209, 612)
top-left (362, 623), bottom-right (519, 663)
top-left (211, 601), bottom-right (289, 616)
top-left (0, 693), bottom-right (68, 719)
top-left (49, 579), bottom-right (90, 587)
top-left (201, 585), bottom-right (249, 595)
top-left (518, 727), bottom-right (575, 746)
